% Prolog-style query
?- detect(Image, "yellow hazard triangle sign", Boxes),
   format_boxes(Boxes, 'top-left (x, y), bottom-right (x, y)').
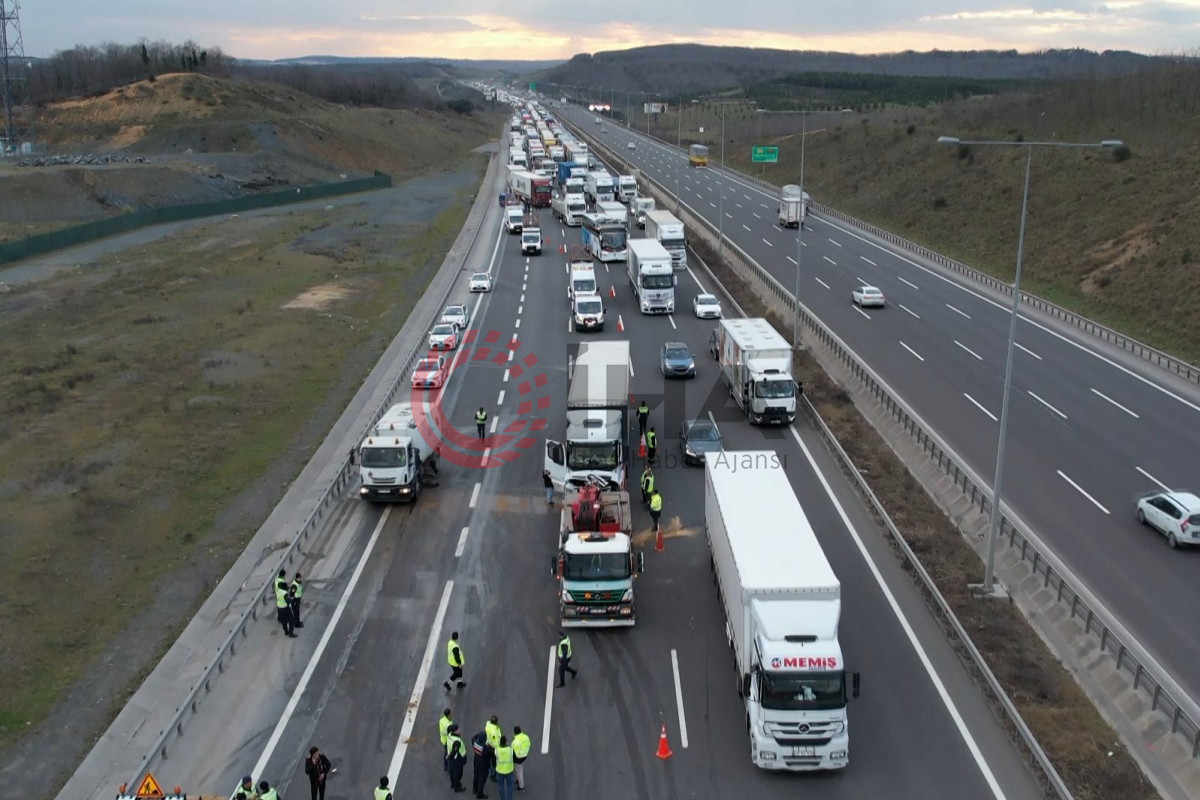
top-left (135, 772), bottom-right (165, 799)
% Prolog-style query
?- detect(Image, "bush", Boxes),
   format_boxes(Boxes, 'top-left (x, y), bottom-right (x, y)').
top-left (447, 99), bottom-right (473, 115)
top-left (957, 143), bottom-right (971, 160)
top-left (1112, 144), bottom-right (1132, 162)
top-left (933, 196), bottom-right (948, 210)
top-left (1183, 249), bottom-right (1193, 265)
top-left (906, 124), bottom-right (916, 135)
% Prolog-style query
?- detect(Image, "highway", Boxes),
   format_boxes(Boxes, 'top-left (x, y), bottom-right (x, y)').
top-left (561, 104), bottom-right (1200, 702)
top-left (120, 144), bottom-right (1048, 800)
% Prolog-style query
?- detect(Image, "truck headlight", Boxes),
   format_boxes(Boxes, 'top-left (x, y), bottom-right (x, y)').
top-left (621, 589), bottom-right (633, 602)
top-left (831, 721), bottom-right (845, 735)
top-left (759, 751), bottom-right (776, 761)
top-left (830, 750), bottom-right (847, 760)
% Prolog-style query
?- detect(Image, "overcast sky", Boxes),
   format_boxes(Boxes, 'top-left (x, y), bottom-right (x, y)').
top-left (20, 0), bottom-right (1200, 60)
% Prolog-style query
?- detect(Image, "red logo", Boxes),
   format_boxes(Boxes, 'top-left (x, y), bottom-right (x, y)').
top-left (769, 656), bottom-right (838, 670)
top-left (408, 328), bottom-right (550, 470)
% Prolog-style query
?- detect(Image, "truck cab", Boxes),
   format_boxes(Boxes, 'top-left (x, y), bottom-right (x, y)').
top-left (616, 175), bottom-right (638, 204)
top-left (505, 205), bottom-right (524, 234)
top-left (552, 483), bottom-right (643, 627)
top-left (572, 292), bottom-right (605, 331)
top-left (629, 196), bottom-right (655, 229)
top-left (715, 318), bottom-right (798, 425)
top-left (521, 214), bottom-right (542, 255)
top-left (357, 403), bottom-right (440, 503)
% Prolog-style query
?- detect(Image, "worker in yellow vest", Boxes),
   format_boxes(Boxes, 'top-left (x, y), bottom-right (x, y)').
top-left (475, 407), bottom-right (488, 439)
top-left (438, 708), bottom-right (454, 773)
top-left (649, 489), bottom-right (663, 534)
top-left (640, 464), bottom-right (654, 504)
top-left (485, 715), bottom-right (501, 781)
top-left (446, 723), bottom-right (467, 793)
top-left (494, 735), bottom-right (515, 800)
top-left (645, 426), bottom-right (658, 464)
top-left (443, 631), bottom-right (466, 692)
top-left (511, 726), bottom-right (532, 791)
top-left (257, 781), bottom-right (279, 800)
top-left (274, 571), bottom-right (296, 638)
top-left (373, 776), bottom-right (392, 800)
top-left (289, 572), bottom-right (304, 628)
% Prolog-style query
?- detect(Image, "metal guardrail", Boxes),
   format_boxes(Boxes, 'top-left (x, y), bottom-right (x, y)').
top-left (126, 152), bottom-right (499, 787)
top-left (575, 122), bottom-right (1197, 797)
top-left (605, 115), bottom-right (1200, 386)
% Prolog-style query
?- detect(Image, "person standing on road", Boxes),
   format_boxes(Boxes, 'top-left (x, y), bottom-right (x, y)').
top-left (511, 726), bottom-right (531, 792)
top-left (485, 716), bottom-right (502, 781)
top-left (290, 572), bottom-right (304, 629)
top-left (543, 470), bottom-right (554, 507)
top-left (274, 571), bottom-right (296, 638)
top-left (446, 723), bottom-right (468, 793)
top-left (470, 728), bottom-right (494, 799)
top-left (237, 776), bottom-right (258, 800)
top-left (649, 489), bottom-right (663, 535)
top-left (373, 776), bottom-right (392, 800)
top-left (645, 427), bottom-right (657, 465)
top-left (258, 781), bottom-right (279, 800)
top-left (444, 631), bottom-right (466, 692)
top-left (639, 464), bottom-right (654, 505)
top-left (303, 746), bottom-right (330, 800)
top-left (476, 407), bottom-right (488, 439)
top-left (555, 631), bottom-right (577, 687)
top-left (494, 736), bottom-right (515, 800)
top-left (439, 708), bottom-right (454, 772)
top-left (636, 400), bottom-right (649, 440)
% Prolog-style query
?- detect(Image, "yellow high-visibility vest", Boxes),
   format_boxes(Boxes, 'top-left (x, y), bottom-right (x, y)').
top-left (650, 494), bottom-right (662, 512)
top-left (494, 745), bottom-right (514, 775)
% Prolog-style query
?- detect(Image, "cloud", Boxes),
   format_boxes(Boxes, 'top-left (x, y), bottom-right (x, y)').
top-left (355, 15), bottom-right (482, 32)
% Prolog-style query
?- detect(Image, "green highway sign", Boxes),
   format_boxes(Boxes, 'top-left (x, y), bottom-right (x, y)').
top-left (529, 82), bottom-right (536, 91)
top-left (751, 146), bottom-right (778, 163)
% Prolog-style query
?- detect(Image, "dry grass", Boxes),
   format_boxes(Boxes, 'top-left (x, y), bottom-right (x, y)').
top-left (690, 233), bottom-right (1157, 800)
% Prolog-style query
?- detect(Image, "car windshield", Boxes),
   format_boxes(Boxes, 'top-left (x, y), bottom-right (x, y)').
top-left (686, 423), bottom-right (720, 442)
top-left (660, 236), bottom-right (685, 249)
top-left (664, 347), bottom-right (691, 361)
top-left (563, 551), bottom-right (631, 581)
top-left (643, 274), bottom-right (673, 289)
top-left (567, 441), bottom-right (619, 470)
top-left (577, 300), bottom-right (602, 314)
top-left (360, 446), bottom-right (407, 468)
top-left (445, 307), bottom-right (465, 317)
top-left (432, 326), bottom-right (454, 337)
top-left (697, 296), bottom-right (718, 306)
top-left (573, 279), bottom-right (597, 293)
top-left (523, 232), bottom-right (538, 241)
top-left (759, 671), bottom-right (846, 711)
top-left (471, 274), bottom-right (489, 282)
top-left (756, 378), bottom-right (794, 399)
top-left (417, 360), bottom-right (439, 371)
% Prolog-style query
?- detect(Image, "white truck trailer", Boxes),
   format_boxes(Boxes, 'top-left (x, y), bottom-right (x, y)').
top-left (712, 318), bottom-right (797, 425)
top-left (357, 402), bottom-right (441, 503)
top-left (545, 341), bottom-right (630, 491)
top-left (778, 184), bottom-right (810, 228)
top-left (705, 450), bottom-right (860, 771)
top-left (626, 238), bottom-right (675, 315)
top-left (644, 209), bottom-right (687, 270)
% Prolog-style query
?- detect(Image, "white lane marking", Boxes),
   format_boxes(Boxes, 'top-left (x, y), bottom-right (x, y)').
top-left (669, 315), bottom-right (677, 330)
top-left (482, 448), bottom-right (490, 465)
top-left (386, 580), bottom-right (454, 783)
top-left (823, 256), bottom-right (836, 265)
top-left (521, 293), bottom-right (525, 303)
top-left (900, 341), bottom-right (925, 361)
top-left (787, 256), bottom-right (798, 265)
top-left (802, 241), bottom-right (808, 247)
top-left (1027, 390), bottom-right (1068, 420)
top-left (898, 276), bottom-right (919, 290)
top-left (470, 483), bottom-right (481, 508)
top-left (899, 304), bottom-right (921, 319)
top-left (774, 224), bottom-right (784, 232)
top-left (735, 202), bottom-right (743, 208)
top-left (964, 393), bottom-right (998, 421)
top-left (763, 238), bottom-right (774, 247)
top-left (742, 224), bottom-right (752, 232)
top-left (628, 358), bottom-right (635, 377)
top-left (745, 194), bottom-right (752, 201)
top-left (671, 649), bottom-right (689, 749)
top-left (946, 303), bottom-right (972, 320)
top-left (828, 237), bottom-right (842, 247)
top-left (954, 340), bottom-right (983, 362)
top-left (490, 416), bottom-right (499, 433)
top-left (515, 319), bottom-right (521, 328)
top-left (518, 305), bottom-right (523, 315)
top-left (522, 281), bottom-right (527, 291)
top-left (1014, 342), bottom-right (1042, 361)
top-left (709, 202), bottom-right (717, 208)
top-left (853, 306), bottom-right (871, 320)
top-left (455, 527), bottom-right (470, 558)
top-left (855, 276), bottom-right (867, 284)
top-left (760, 203), bottom-right (770, 209)
top-left (1057, 470), bottom-right (1110, 514)
top-left (507, 350), bottom-right (514, 361)
top-left (815, 277), bottom-right (830, 290)
top-left (497, 389), bottom-right (505, 405)
top-left (503, 369), bottom-right (510, 383)
top-left (726, 213), bottom-right (733, 219)
top-left (1091, 388), bottom-right (1139, 418)
top-left (1136, 466), bottom-right (1170, 491)
top-left (603, 263), bottom-right (609, 273)
top-left (752, 212), bottom-right (762, 219)
top-left (250, 507), bottom-right (393, 780)
top-left (568, 316), bottom-right (573, 333)
top-left (861, 256), bottom-right (877, 267)
top-left (788, 429), bottom-right (1008, 799)
top-left (541, 645), bottom-right (556, 754)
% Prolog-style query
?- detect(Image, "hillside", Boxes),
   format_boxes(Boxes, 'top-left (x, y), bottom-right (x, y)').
top-left (538, 43), bottom-right (1162, 95)
top-left (634, 60), bottom-right (1200, 362)
top-left (0, 72), bottom-right (501, 242)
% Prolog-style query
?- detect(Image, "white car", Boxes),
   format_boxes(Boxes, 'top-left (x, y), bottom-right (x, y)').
top-left (627, 141), bottom-right (636, 151)
top-left (469, 272), bottom-right (493, 292)
top-left (440, 304), bottom-right (470, 329)
top-left (852, 285), bottom-right (886, 308)
top-left (693, 293), bottom-right (722, 319)
top-left (1137, 491), bottom-right (1200, 548)
top-left (411, 355), bottom-right (448, 389)
top-left (428, 323), bottom-right (458, 351)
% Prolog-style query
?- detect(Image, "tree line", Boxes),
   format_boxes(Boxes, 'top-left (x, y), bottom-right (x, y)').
top-left (750, 71), bottom-right (1029, 110)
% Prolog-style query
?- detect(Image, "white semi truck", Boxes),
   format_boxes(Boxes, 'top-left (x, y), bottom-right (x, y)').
top-left (705, 450), bottom-right (860, 771)
top-left (616, 174), bottom-right (638, 204)
top-left (629, 196), bottom-right (655, 229)
top-left (585, 170), bottom-right (615, 205)
top-left (552, 190), bottom-right (587, 227)
top-left (357, 402), bottom-right (441, 503)
top-left (626, 238), bottom-right (675, 315)
top-left (644, 209), bottom-right (687, 270)
top-left (778, 184), bottom-right (810, 228)
top-left (544, 340), bottom-right (631, 492)
top-left (712, 318), bottom-right (797, 425)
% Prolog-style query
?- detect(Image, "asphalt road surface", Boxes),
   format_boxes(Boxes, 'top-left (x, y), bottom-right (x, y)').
top-left (564, 105), bottom-right (1200, 702)
top-left (133, 156), bottom-right (1050, 800)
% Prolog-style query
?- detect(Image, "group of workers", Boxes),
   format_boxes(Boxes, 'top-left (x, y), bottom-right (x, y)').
top-left (635, 400), bottom-right (663, 532)
top-left (273, 569), bottom-right (304, 638)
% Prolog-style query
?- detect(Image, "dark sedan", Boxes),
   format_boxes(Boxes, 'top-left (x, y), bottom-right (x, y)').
top-left (659, 341), bottom-right (696, 378)
top-left (680, 418), bottom-right (724, 466)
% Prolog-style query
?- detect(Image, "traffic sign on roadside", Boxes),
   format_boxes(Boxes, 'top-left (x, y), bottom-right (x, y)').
top-left (529, 81), bottom-right (536, 92)
top-left (135, 772), bottom-right (165, 799)
top-left (752, 146), bottom-right (778, 163)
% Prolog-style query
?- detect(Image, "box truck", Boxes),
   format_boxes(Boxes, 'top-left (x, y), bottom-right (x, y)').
top-left (712, 318), bottom-right (797, 425)
top-left (544, 341), bottom-right (630, 491)
top-left (778, 184), bottom-right (810, 229)
top-left (626, 238), bottom-right (675, 315)
top-left (645, 209), bottom-right (687, 270)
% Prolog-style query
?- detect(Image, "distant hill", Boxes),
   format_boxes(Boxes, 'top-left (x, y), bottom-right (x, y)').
top-left (536, 43), bottom-right (1167, 95)
top-left (238, 55), bottom-right (563, 72)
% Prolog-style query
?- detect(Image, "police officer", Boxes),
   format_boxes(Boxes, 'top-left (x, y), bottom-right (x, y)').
top-left (636, 399), bottom-right (649, 439)
top-left (444, 631), bottom-right (466, 691)
top-left (649, 489), bottom-right (663, 534)
top-left (639, 464), bottom-right (654, 505)
top-left (485, 716), bottom-right (501, 781)
top-left (645, 426), bottom-right (657, 464)
top-left (476, 407), bottom-right (488, 439)
top-left (494, 736), bottom-right (515, 800)
top-left (258, 781), bottom-right (279, 800)
top-left (439, 708), bottom-right (454, 772)
top-left (274, 570), bottom-right (296, 638)
top-left (290, 572), bottom-right (304, 628)
top-left (374, 776), bottom-right (392, 800)
top-left (555, 631), bottom-right (577, 687)
top-left (511, 726), bottom-right (531, 791)
top-left (447, 723), bottom-right (468, 793)
top-left (470, 728), bottom-right (494, 799)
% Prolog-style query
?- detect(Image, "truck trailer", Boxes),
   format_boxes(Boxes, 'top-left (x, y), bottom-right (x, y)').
top-left (778, 184), bottom-right (810, 229)
top-left (705, 450), bottom-right (860, 770)
top-left (545, 340), bottom-right (631, 491)
top-left (712, 318), bottom-right (797, 425)
top-left (644, 209), bottom-right (687, 270)
top-left (626, 238), bottom-right (675, 315)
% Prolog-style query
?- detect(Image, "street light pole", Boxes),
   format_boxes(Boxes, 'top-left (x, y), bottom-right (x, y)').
top-left (718, 104), bottom-right (726, 263)
top-left (936, 135), bottom-right (1125, 594)
top-left (757, 107), bottom-right (811, 349)
top-left (675, 94), bottom-right (682, 214)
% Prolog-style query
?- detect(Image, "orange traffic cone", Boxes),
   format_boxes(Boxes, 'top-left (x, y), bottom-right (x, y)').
top-left (617, 315), bottom-right (624, 332)
top-left (654, 526), bottom-right (664, 552)
top-left (609, 284), bottom-right (616, 298)
top-left (655, 722), bottom-right (673, 759)
top-left (638, 437), bottom-right (646, 458)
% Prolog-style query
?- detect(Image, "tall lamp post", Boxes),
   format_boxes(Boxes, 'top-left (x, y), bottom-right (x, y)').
top-left (707, 100), bottom-right (744, 264)
top-left (936, 135), bottom-right (1125, 595)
